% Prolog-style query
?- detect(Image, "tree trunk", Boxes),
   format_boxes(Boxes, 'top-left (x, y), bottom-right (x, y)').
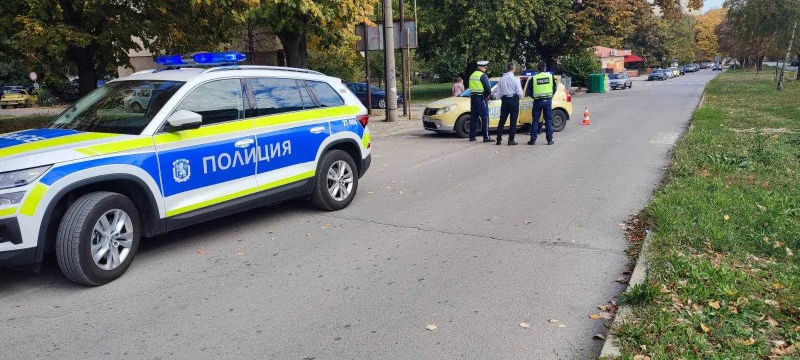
top-left (277, 30), bottom-right (307, 68)
top-left (246, 19), bottom-right (255, 65)
top-left (778, 20), bottom-right (797, 92)
top-left (68, 45), bottom-right (98, 96)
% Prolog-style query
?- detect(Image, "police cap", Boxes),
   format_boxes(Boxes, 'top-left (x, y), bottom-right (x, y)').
top-left (476, 61), bottom-right (489, 67)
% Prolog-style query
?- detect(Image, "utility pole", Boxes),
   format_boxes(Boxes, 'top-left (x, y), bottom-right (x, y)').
top-left (383, 0), bottom-right (398, 122)
top-left (778, 20), bottom-right (797, 92)
top-left (363, 23), bottom-right (372, 115)
top-left (399, 0), bottom-right (410, 117)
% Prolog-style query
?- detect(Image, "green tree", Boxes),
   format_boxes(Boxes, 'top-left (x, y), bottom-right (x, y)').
top-left (10, 1), bottom-right (247, 95)
top-left (559, 48), bottom-right (601, 86)
top-left (248, 0), bottom-right (377, 68)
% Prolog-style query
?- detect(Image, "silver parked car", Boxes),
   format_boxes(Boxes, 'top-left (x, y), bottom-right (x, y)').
top-left (609, 73), bottom-right (632, 90)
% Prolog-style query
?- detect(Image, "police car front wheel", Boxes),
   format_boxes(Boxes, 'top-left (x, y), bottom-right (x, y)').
top-left (56, 192), bottom-right (141, 285)
top-left (312, 150), bottom-right (359, 211)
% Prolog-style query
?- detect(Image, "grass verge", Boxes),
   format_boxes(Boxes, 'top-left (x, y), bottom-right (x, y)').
top-left (0, 115), bottom-right (54, 134)
top-left (614, 69), bottom-right (800, 358)
top-left (411, 82), bottom-right (453, 104)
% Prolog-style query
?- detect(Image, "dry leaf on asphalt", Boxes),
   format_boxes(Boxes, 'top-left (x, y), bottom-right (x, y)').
top-left (614, 277), bottom-right (629, 284)
top-left (558, 324), bottom-right (567, 328)
top-left (519, 322), bottom-right (530, 329)
top-left (11, 304), bottom-right (21, 308)
top-left (589, 314), bottom-right (602, 320)
top-left (593, 333), bottom-right (607, 340)
top-left (598, 305), bottom-right (609, 311)
top-left (599, 312), bottom-right (613, 320)
top-left (426, 324), bottom-right (437, 331)
top-left (548, 319), bottom-right (559, 323)
top-left (700, 323), bottom-right (710, 333)
top-left (708, 300), bottom-right (721, 310)
top-left (236, 252), bottom-right (244, 256)
top-left (196, 250), bottom-right (205, 254)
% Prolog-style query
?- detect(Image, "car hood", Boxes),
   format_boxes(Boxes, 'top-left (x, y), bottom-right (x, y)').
top-left (427, 97), bottom-right (465, 109)
top-left (0, 128), bottom-right (150, 172)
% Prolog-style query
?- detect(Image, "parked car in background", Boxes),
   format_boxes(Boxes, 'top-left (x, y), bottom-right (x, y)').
top-left (678, 66), bottom-right (686, 75)
top-left (345, 82), bottom-right (404, 109)
top-left (670, 67), bottom-right (680, 77)
top-left (713, 63), bottom-right (723, 71)
top-left (649, 69), bottom-right (668, 81)
top-left (791, 59), bottom-right (799, 67)
top-left (609, 73), bottom-right (633, 89)
top-left (0, 89), bottom-right (38, 108)
top-left (685, 64), bottom-right (698, 72)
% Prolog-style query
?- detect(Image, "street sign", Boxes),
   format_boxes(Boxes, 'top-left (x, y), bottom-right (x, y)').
top-left (356, 20), bottom-right (418, 51)
top-left (29, 72), bottom-right (38, 82)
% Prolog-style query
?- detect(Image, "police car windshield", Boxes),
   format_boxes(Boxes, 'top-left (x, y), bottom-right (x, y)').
top-left (48, 80), bottom-right (185, 135)
top-left (458, 81), bottom-right (499, 97)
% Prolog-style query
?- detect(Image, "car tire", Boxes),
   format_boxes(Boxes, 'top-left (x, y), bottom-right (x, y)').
top-left (552, 109), bottom-right (567, 132)
top-left (0, 105), bottom-right (5, 109)
top-left (311, 150), bottom-right (359, 211)
top-left (131, 102), bottom-right (143, 113)
top-left (377, 98), bottom-right (386, 109)
top-left (56, 192), bottom-right (141, 285)
top-left (628, 82), bottom-right (632, 89)
top-left (454, 114), bottom-right (472, 138)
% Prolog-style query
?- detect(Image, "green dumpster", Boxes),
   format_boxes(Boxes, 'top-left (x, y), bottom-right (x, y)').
top-left (587, 73), bottom-right (607, 93)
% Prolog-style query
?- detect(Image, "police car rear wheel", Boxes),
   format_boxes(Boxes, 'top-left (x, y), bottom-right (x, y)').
top-left (56, 192), bottom-right (141, 285)
top-left (312, 150), bottom-right (359, 211)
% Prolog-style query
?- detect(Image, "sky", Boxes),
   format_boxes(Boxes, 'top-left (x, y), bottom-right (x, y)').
top-left (703, 0), bottom-right (725, 12)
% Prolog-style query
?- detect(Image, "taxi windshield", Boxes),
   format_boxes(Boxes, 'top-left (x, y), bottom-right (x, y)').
top-left (48, 80), bottom-right (185, 135)
top-left (458, 81), bottom-right (499, 97)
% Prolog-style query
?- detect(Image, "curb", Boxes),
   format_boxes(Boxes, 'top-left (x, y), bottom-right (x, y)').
top-left (599, 230), bottom-right (653, 358)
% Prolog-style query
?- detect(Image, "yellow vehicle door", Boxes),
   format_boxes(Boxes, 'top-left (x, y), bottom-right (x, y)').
top-left (487, 96), bottom-right (502, 127)
top-left (519, 76), bottom-right (534, 125)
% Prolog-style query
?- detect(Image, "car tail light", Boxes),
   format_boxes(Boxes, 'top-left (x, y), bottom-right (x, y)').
top-left (564, 88), bottom-right (571, 102)
top-left (358, 114), bottom-right (369, 128)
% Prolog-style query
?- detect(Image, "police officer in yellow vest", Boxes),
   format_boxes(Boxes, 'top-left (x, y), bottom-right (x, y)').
top-left (469, 61), bottom-right (494, 142)
top-left (528, 62), bottom-right (558, 145)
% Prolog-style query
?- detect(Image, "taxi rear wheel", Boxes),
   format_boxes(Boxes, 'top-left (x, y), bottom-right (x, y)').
top-left (454, 114), bottom-right (472, 138)
top-left (56, 192), bottom-right (141, 285)
top-left (311, 150), bottom-right (359, 211)
top-left (552, 109), bottom-right (567, 132)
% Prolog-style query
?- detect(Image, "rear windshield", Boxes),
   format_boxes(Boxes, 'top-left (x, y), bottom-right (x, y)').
top-left (609, 74), bottom-right (623, 79)
top-left (49, 80), bottom-right (185, 135)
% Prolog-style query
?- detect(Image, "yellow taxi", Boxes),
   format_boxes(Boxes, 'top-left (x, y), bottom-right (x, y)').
top-left (1, 89), bottom-right (38, 108)
top-left (422, 74), bottom-right (573, 137)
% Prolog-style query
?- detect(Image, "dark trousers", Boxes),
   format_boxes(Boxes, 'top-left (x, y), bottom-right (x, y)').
top-left (531, 98), bottom-right (553, 142)
top-left (497, 96), bottom-right (519, 142)
top-left (470, 96), bottom-right (489, 140)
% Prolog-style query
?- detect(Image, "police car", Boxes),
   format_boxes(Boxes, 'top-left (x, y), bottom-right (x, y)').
top-left (0, 52), bottom-right (371, 285)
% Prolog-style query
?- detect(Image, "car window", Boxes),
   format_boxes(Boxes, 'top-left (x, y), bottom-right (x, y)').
top-left (249, 77), bottom-right (307, 116)
top-left (307, 81), bottom-right (345, 107)
top-left (298, 81), bottom-right (317, 109)
top-left (175, 79), bottom-right (243, 126)
top-left (49, 80), bottom-right (185, 135)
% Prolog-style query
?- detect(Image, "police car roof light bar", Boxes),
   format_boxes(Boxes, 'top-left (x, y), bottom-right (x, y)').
top-left (155, 52), bottom-right (247, 67)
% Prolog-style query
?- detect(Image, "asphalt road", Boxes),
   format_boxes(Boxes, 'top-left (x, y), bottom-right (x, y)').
top-left (763, 61), bottom-right (799, 72)
top-left (0, 70), bottom-right (719, 359)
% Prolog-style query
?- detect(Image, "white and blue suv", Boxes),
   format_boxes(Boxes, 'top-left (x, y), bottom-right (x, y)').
top-left (0, 52), bottom-right (371, 285)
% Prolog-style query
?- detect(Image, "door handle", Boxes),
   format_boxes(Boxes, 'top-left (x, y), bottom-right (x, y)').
top-left (234, 139), bottom-right (254, 148)
top-left (310, 126), bottom-right (326, 134)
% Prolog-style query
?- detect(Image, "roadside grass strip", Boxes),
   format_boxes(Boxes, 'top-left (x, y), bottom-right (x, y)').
top-left (614, 70), bottom-right (800, 359)
top-left (0, 115), bottom-right (54, 134)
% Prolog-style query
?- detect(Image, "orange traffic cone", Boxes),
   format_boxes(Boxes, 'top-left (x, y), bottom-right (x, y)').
top-left (581, 106), bottom-right (591, 125)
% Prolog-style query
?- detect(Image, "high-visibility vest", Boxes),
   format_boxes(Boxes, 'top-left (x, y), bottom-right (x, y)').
top-left (532, 72), bottom-right (554, 99)
top-left (469, 71), bottom-right (485, 93)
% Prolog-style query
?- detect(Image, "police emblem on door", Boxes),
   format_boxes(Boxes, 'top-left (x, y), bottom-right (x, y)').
top-left (173, 159), bottom-right (191, 183)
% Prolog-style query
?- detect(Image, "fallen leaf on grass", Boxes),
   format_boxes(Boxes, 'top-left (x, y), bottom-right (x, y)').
top-left (773, 241), bottom-right (784, 249)
top-left (708, 300), bottom-right (721, 310)
top-left (785, 344), bottom-right (797, 355)
top-left (593, 333), bottom-right (606, 340)
top-left (764, 299), bottom-right (779, 307)
top-left (756, 204), bottom-right (767, 212)
top-left (723, 214), bottom-right (730, 221)
top-left (425, 324), bottom-right (437, 331)
top-left (787, 248), bottom-right (794, 257)
top-left (740, 337), bottom-right (756, 346)
top-left (519, 322), bottom-right (530, 329)
top-left (633, 355), bottom-right (651, 360)
top-left (763, 236), bottom-right (771, 243)
top-left (766, 317), bottom-right (779, 327)
top-left (700, 323), bottom-right (711, 333)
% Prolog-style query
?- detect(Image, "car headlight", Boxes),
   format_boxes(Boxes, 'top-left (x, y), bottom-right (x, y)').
top-left (437, 104), bottom-right (457, 115)
top-left (0, 166), bottom-right (51, 190)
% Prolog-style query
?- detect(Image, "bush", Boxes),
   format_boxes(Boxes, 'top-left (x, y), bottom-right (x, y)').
top-left (559, 49), bottom-right (601, 87)
top-left (36, 88), bottom-right (58, 107)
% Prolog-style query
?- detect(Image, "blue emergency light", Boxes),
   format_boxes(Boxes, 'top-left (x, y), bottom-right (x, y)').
top-left (155, 51), bottom-right (247, 67)
top-left (522, 70), bottom-right (535, 76)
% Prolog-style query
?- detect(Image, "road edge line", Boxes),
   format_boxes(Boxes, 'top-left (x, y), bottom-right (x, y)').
top-left (599, 229), bottom-right (653, 359)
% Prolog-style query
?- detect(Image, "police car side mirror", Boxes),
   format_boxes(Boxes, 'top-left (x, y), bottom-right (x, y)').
top-left (166, 110), bottom-right (203, 131)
